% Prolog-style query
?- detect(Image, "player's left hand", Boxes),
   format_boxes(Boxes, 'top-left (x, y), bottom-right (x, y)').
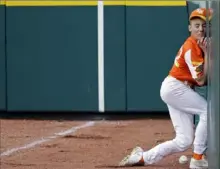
top-left (198, 37), bottom-right (212, 54)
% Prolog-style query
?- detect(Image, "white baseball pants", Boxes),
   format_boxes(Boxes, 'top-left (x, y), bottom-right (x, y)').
top-left (143, 76), bottom-right (207, 164)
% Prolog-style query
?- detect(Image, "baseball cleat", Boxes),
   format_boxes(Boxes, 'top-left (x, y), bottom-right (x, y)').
top-left (189, 157), bottom-right (208, 169)
top-left (118, 146), bottom-right (145, 167)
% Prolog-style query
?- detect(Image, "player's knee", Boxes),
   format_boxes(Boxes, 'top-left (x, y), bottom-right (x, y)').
top-left (174, 135), bottom-right (193, 151)
top-left (199, 112), bottom-right (207, 123)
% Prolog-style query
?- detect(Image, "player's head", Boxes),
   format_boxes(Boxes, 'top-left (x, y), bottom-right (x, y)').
top-left (188, 8), bottom-right (213, 40)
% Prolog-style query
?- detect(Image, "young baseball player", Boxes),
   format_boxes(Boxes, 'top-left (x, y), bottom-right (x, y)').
top-left (119, 8), bottom-right (212, 169)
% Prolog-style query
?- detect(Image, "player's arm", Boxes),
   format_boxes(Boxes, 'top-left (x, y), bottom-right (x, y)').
top-left (195, 51), bottom-right (208, 86)
top-left (184, 43), bottom-right (207, 86)
top-left (195, 37), bottom-right (209, 86)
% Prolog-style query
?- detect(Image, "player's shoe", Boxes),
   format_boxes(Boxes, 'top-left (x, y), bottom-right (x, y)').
top-left (189, 157), bottom-right (208, 169)
top-left (118, 146), bottom-right (145, 167)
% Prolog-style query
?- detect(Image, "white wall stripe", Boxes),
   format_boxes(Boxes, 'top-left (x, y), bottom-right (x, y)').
top-left (98, 0), bottom-right (105, 112)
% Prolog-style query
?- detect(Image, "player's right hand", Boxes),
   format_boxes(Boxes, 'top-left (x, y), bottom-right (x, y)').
top-left (198, 37), bottom-right (208, 54)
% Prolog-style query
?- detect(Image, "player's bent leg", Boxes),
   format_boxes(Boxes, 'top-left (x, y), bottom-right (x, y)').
top-left (160, 76), bottom-right (208, 168)
top-left (142, 134), bottom-right (193, 165)
top-left (119, 105), bottom-right (194, 166)
top-left (160, 76), bottom-right (208, 154)
top-left (142, 105), bottom-right (194, 165)
top-left (118, 134), bottom-right (193, 166)
top-left (119, 76), bottom-right (208, 168)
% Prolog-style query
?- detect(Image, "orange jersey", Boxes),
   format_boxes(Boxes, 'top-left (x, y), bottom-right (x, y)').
top-left (169, 36), bottom-right (204, 86)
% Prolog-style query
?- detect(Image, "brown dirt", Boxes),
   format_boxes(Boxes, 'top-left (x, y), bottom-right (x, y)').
top-left (0, 118), bottom-right (192, 169)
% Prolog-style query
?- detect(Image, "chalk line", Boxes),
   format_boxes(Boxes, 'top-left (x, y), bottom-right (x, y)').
top-left (0, 121), bottom-right (95, 157)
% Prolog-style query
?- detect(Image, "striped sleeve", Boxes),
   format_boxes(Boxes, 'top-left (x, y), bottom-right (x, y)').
top-left (184, 47), bottom-right (204, 79)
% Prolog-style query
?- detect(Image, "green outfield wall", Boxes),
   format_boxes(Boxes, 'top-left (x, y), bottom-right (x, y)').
top-left (1, 1), bottom-right (204, 112)
top-left (6, 6), bottom-right (98, 111)
top-left (0, 4), bottom-right (6, 110)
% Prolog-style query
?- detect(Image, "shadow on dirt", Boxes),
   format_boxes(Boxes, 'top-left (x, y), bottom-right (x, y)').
top-left (0, 111), bottom-right (170, 121)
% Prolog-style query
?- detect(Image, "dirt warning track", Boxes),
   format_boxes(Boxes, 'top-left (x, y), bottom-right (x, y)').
top-left (0, 118), bottom-right (192, 169)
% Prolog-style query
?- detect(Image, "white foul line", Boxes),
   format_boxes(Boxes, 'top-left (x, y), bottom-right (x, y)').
top-left (98, 0), bottom-right (105, 112)
top-left (0, 121), bottom-right (95, 157)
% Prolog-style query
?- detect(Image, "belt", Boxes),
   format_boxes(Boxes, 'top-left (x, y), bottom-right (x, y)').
top-left (167, 75), bottom-right (194, 88)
